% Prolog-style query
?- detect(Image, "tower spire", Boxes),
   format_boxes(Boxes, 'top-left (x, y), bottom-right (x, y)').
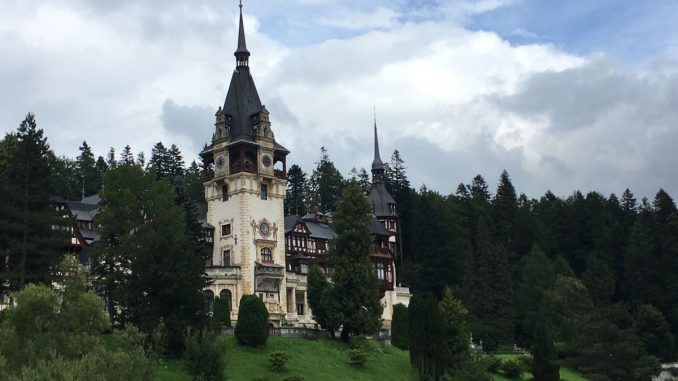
top-left (371, 108), bottom-right (385, 183)
top-left (234, 0), bottom-right (250, 68)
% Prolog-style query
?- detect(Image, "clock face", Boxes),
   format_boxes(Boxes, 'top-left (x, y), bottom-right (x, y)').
top-left (261, 155), bottom-right (272, 167)
top-left (215, 155), bottom-right (225, 169)
top-left (259, 222), bottom-right (270, 235)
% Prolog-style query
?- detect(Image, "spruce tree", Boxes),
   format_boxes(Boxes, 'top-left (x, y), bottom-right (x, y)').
top-left (77, 141), bottom-right (102, 197)
top-left (329, 182), bottom-right (382, 340)
top-left (515, 245), bottom-right (555, 345)
top-left (0, 114), bottom-right (61, 292)
top-left (120, 145), bottom-right (134, 165)
top-left (285, 164), bottom-right (309, 216)
top-left (468, 218), bottom-right (514, 351)
top-left (439, 287), bottom-right (470, 368)
top-left (309, 147), bottom-right (344, 212)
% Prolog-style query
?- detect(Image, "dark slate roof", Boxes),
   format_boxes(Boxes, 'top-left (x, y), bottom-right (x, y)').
top-left (284, 214), bottom-right (337, 240)
top-left (80, 194), bottom-right (101, 205)
top-left (370, 216), bottom-right (391, 236)
top-left (372, 122), bottom-right (384, 171)
top-left (222, 68), bottom-right (263, 142)
top-left (368, 183), bottom-right (396, 218)
top-left (66, 201), bottom-right (99, 222)
top-left (80, 228), bottom-right (101, 243)
top-left (284, 215), bottom-right (301, 233)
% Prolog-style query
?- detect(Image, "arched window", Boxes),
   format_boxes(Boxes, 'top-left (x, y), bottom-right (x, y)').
top-left (222, 185), bottom-right (228, 201)
top-left (261, 248), bottom-right (272, 262)
top-left (220, 289), bottom-right (232, 310)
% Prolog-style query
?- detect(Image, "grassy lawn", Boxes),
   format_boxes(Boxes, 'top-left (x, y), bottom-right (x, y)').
top-left (491, 354), bottom-right (589, 381)
top-left (157, 336), bottom-right (417, 381)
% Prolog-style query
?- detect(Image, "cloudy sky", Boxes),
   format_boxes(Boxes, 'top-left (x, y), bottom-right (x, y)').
top-left (2, 0), bottom-right (678, 200)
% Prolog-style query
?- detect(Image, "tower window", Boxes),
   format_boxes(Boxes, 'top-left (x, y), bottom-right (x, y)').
top-left (376, 262), bottom-right (386, 280)
top-left (222, 185), bottom-right (228, 201)
top-left (221, 224), bottom-right (231, 237)
top-left (260, 184), bottom-right (268, 200)
top-left (261, 248), bottom-right (272, 262)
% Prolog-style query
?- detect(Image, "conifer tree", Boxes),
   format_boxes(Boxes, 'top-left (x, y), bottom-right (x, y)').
top-left (77, 141), bottom-right (101, 197)
top-left (120, 145), bottom-right (134, 165)
top-left (439, 287), bottom-right (470, 368)
top-left (468, 218), bottom-right (514, 351)
top-left (309, 147), bottom-right (344, 212)
top-left (285, 164), bottom-right (309, 216)
top-left (235, 294), bottom-right (269, 346)
top-left (409, 293), bottom-right (447, 381)
top-left (0, 114), bottom-right (61, 292)
top-left (329, 182), bottom-right (382, 340)
top-left (515, 245), bottom-right (555, 345)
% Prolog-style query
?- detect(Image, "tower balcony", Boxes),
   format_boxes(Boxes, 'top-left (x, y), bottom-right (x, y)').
top-left (230, 162), bottom-right (258, 175)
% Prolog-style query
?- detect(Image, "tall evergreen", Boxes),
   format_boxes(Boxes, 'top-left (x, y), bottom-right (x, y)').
top-left (531, 322), bottom-right (559, 381)
top-left (120, 145), bottom-right (134, 165)
top-left (439, 287), bottom-right (470, 368)
top-left (329, 182), bottom-right (382, 340)
top-left (467, 218), bottom-right (514, 351)
top-left (391, 303), bottom-right (409, 350)
top-left (0, 114), bottom-right (61, 292)
top-left (307, 265), bottom-right (339, 337)
top-left (515, 245), bottom-right (555, 346)
top-left (408, 293), bottom-right (447, 381)
top-left (309, 147), bottom-right (344, 212)
top-left (285, 164), bottom-right (309, 216)
top-left (76, 141), bottom-right (102, 197)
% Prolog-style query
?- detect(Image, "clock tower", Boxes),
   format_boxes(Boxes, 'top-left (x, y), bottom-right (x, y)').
top-left (201, 2), bottom-right (289, 323)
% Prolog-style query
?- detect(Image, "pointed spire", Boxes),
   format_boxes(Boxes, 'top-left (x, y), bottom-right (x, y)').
top-left (372, 107), bottom-right (384, 172)
top-left (234, 0), bottom-right (250, 68)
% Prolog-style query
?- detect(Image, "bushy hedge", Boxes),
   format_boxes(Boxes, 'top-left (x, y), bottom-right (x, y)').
top-left (184, 330), bottom-right (227, 381)
top-left (234, 295), bottom-right (269, 347)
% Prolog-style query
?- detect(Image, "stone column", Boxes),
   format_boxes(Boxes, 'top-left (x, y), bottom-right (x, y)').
top-left (290, 287), bottom-right (297, 319)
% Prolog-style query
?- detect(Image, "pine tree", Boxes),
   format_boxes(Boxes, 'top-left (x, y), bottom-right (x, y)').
top-left (77, 141), bottom-right (102, 197)
top-left (309, 147), bottom-right (344, 212)
top-left (120, 145), bottom-right (134, 165)
top-left (0, 114), bottom-right (61, 292)
top-left (634, 304), bottom-right (674, 361)
top-left (105, 147), bottom-right (116, 169)
top-left (149, 142), bottom-right (170, 178)
top-left (168, 144), bottom-right (185, 179)
top-left (285, 164), bottom-right (309, 216)
top-left (329, 182), bottom-right (382, 340)
top-left (439, 287), bottom-right (470, 368)
top-left (48, 154), bottom-right (80, 200)
top-left (468, 218), bottom-right (514, 351)
top-left (515, 245), bottom-right (555, 345)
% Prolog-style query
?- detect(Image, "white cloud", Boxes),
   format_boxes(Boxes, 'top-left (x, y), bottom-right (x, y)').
top-left (1, 0), bottom-right (677, 200)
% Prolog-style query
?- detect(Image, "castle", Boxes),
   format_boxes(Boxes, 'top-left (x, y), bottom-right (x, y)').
top-left (199, 4), bottom-right (410, 328)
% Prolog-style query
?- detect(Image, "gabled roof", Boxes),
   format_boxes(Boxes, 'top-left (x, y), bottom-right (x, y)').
top-left (368, 183), bottom-right (396, 218)
top-left (370, 216), bottom-right (391, 236)
top-left (66, 201), bottom-right (99, 222)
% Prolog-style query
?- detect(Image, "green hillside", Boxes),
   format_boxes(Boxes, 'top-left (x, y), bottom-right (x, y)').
top-left (157, 336), bottom-right (417, 381)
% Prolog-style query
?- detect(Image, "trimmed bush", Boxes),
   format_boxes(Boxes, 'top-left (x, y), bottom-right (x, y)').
top-left (269, 350), bottom-right (289, 372)
top-left (234, 294), bottom-right (269, 347)
top-left (391, 303), bottom-right (409, 350)
top-left (500, 359), bottom-right (526, 379)
top-left (348, 348), bottom-right (368, 368)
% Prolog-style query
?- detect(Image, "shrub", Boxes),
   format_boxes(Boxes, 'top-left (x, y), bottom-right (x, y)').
top-left (234, 295), bottom-right (269, 347)
top-left (269, 350), bottom-right (289, 372)
top-left (486, 355), bottom-right (502, 374)
top-left (282, 376), bottom-right (306, 381)
top-left (391, 304), bottom-right (409, 350)
top-left (212, 296), bottom-right (231, 331)
top-left (348, 348), bottom-right (368, 368)
top-left (500, 359), bottom-right (526, 379)
top-left (184, 330), bottom-right (227, 381)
